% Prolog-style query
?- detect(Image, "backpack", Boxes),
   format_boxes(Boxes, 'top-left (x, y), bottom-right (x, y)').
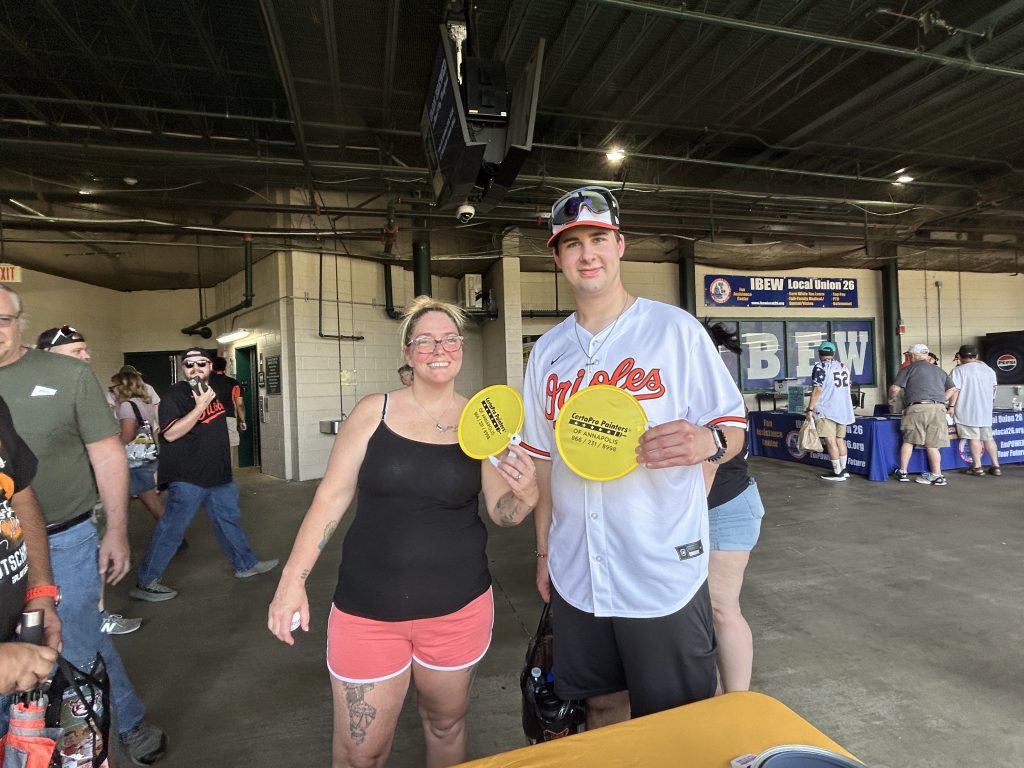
top-left (124, 400), bottom-right (158, 468)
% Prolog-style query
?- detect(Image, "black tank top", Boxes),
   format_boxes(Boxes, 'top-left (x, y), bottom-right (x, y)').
top-left (707, 432), bottom-right (751, 510)
top-left (333, 395), bottom-right (489, 621)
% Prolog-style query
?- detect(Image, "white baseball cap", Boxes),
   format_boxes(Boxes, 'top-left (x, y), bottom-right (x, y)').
top-left (908, 343), bottom-right (930, 354)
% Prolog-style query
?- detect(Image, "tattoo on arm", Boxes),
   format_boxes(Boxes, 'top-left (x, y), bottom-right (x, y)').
top-left (300, 569), bottom-right (309, 582)
top-left (318, 520), bottom-right (338, 551)
top-left (344, 683), bottom-right (377, 744)
top-left (496, 492), bottom-right (518, 526)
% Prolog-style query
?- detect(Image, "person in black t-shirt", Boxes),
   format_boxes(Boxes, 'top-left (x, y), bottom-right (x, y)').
top-left (703, 320), bottom-right (766, 693)
top-left (209, 356), bottom-right (246, 467)
top-left (0, 394), bottom-right (60, 697)
top-left (129, 348), bottom-right (276, 603)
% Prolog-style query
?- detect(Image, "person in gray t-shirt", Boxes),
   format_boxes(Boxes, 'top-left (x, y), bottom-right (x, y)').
top-left (889, 343), bottom-right (957, 485)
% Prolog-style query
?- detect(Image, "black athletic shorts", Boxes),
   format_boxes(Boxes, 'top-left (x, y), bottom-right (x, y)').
top-left (550, 581), bottom-right (717, 718)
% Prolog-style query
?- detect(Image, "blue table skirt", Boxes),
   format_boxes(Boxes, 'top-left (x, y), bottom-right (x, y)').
top-left (747, 410), bottom-right (1024, 481)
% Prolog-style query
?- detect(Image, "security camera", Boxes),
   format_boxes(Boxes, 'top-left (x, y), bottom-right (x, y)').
top-left (456, 203), bottom-right (476, 223)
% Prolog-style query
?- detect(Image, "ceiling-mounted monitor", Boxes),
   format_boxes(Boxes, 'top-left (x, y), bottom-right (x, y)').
top-left (421, 26), bottom-right (544, 215)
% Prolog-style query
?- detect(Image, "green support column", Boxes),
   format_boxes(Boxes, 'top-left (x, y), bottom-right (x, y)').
top-left (879, 243), bottom-right (902, 387)
top-left (412, 239), bottom-right (431, 297)
top-left (678, 241), bottom-right (696, 314)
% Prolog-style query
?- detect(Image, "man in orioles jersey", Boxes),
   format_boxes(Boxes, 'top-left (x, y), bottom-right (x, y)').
top-left (805, 340), bottom-right (856, 482)
top-left (130, 347), bottom-right (276, 603)
top-left (522, 186), bottom-right (747, 729)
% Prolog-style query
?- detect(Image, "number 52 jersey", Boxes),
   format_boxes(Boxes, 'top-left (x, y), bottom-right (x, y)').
top-left (811, 358), bottom-right (855, 425)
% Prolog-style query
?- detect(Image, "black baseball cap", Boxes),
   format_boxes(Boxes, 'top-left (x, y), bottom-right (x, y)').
top-left (180, 347), bottom-right (213, 362)
top-left (37, 325), bottom-right (85, 349)
top-left (956, 344), bottom-right (978, 358)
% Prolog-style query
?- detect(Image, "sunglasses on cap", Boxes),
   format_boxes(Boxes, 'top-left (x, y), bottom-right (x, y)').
top-left (41, 325), bottom-right (85, 348)
top-left (550, 186), bottom-right (619, 226)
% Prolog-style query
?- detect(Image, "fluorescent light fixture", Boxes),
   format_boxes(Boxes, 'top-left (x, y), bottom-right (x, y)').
top-left (216, 328), bottom-right (251, 344)
top-left (896, 174), bottom-right (914, 184)
top-left (605, 147), bottom-right (626, 162)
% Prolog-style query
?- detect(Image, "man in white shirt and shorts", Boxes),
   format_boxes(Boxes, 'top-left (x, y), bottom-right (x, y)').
top-left (522, 186), bottom-right (747, 729)
top-left (950, 344), bottom-right (1001, 477)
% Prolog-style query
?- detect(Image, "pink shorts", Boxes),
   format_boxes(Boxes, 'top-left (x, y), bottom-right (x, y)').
top-left (326, 588), bottom-right (494, 684)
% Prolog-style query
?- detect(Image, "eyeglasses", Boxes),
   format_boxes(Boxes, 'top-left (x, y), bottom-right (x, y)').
top-left (550, 186), bottom-right (618, 226)
top-left (0, 314), bottom-right (20, 329)
top-left (183, 360), bottom-right (210, 369)
top-left (406, 334), bottom-right (464, 353)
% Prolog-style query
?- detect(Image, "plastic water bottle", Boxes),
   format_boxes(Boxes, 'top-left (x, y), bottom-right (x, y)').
top-left (530, 667), bottom-right (562, 720)
top-left (1013, 396), bottom-right (1022, 413)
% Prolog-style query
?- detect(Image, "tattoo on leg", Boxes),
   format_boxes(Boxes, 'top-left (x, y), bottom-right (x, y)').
top-left (319, 520), bottom-right (338, 550)
top-left (344, 683), bottom-right (376, 744)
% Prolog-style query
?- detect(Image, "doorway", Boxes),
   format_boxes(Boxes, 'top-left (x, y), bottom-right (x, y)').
top-left (122, 351), bottom-right (181, 396)
top-left (235, 345), bottom-right (261, 468)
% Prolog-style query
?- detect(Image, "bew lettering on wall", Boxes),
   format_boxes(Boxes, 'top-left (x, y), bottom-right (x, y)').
top-left (835, 330), bottom-right (870, 377)
top-left (736, 320), bottom-right (875, 390)
top-left (745, 333), bottom-right (782, 381)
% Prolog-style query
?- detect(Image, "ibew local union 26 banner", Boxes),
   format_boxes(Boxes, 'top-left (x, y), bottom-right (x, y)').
top-left (705, 274), bottom-right (858, 308)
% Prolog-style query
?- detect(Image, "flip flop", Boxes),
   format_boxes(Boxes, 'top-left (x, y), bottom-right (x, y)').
top-left (988, 467), bottom-right (1002, 476)
top-left (961, 467), bottom-right (986, 477)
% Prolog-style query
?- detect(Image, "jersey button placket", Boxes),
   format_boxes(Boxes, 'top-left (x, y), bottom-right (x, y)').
top-left (585, 482), bottom-right (612, 612)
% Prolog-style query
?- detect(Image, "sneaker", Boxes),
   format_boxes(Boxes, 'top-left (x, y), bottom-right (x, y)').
top-left (100, 612), bottom-right (143, 635)
top-left (916, 474), bottom-right (947, 486)
top-left (129, 580), bottom-right (178, 602)
top-left (919, 471), bottom-right (933, 481)
top-left (893, 469), bottom-right (910, 482)
top-left (820, 472), bottom-right (847, 482)
top-left (120, 720), bottom-right (167, 765)
top-left (234, 558), bottom-right (279, 579)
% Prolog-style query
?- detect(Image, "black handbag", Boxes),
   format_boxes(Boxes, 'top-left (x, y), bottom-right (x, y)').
top-left (45, 654), bottom-right (110, 768)
top-left (520, 602), bottom-right (585, 744)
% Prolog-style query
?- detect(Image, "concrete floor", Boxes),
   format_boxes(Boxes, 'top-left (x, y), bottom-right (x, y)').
top-left (107, 458), bottom-right (1024, 767)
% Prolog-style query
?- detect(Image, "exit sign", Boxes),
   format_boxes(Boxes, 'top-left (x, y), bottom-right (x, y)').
top-left (0, 265), bottom-right (22, 282)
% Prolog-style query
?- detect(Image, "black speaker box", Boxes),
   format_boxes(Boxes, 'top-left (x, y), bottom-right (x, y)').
top-left (982, 330), bottom-right (1024, 384)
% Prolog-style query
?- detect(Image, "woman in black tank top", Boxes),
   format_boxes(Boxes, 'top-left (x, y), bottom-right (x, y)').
top-left (268, 297), bottom-right (539, 768)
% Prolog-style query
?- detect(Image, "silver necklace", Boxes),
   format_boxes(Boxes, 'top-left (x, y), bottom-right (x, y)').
top-left (411, 392), bottom-right (457, 433)
top-left (573, 294), bottom-right (632, 368)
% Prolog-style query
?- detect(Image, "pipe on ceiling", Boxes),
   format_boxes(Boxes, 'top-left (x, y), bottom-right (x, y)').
top-left (181, 235), bottom-right (255, 336)
top-left (591, 0), bottom-right (1024, 80)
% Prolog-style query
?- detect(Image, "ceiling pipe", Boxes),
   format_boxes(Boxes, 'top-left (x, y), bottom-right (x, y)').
top-left (0, 137), bottom-right (973, 209)
top-left (181, 235), bottom-right (255, 336)
top-left (590, 0), bottom-right (1024, 80)
top-left (534, 141), bottom-right (975, 191)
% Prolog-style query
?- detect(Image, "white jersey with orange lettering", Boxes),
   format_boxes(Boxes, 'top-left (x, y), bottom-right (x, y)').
top-left (810, 357), bottom-right (855, 426)
top-left (522, 298), bottom-right (746, 618)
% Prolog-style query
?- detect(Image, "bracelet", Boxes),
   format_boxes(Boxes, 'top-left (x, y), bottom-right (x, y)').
top-left (535, 551), bottom-right (547, 559)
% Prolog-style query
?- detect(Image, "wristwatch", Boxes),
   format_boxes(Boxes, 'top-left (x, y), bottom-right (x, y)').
top-left (704, 424), bottom-right (728, 463)
top-left (25, 584), bottom-right (61, 606)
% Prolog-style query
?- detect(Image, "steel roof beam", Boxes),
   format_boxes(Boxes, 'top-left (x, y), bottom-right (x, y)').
top-left (381, 0), bottom-right (401, 130)
top-left (0, 21), bottom-right (112, 134)
top-left (258, 0), bottom-right (318, 207)
top-left (590, 0), bottom-right (1024, 79)
top-left (109, 0), bottom-right (208, 139)
top-left (179, 0), bottom-right (253, 143)
top-left (35, 0), bottom-right (161, 136)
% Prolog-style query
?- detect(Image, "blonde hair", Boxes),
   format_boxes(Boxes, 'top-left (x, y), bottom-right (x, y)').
top-left (398, 296), bottom-right (467, 350)
top-left (111, 372), bottom-right (151, 404)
